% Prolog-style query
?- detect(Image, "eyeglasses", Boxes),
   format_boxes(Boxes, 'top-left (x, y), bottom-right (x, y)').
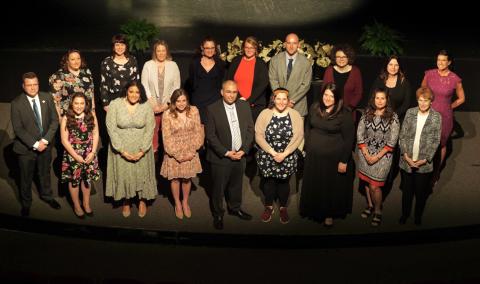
top-left (336, 56), bottom-right (348, 59)
top-left (203, 47), bottom-right (216, 50)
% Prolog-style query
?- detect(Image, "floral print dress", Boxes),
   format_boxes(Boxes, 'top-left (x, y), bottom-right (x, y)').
top-left (49, 68), bottom-right (95, 115)
top-left (256, 114), bottom-right (298, 179)
top-left (100, 56), bottom-right (139, 107)
top-left (61, 117), bottom-right (100, 187)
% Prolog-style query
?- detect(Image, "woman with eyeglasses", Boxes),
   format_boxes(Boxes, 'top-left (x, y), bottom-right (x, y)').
top-left (226, 36), bottom-right (270, 122)
top-left (322, 44), bottom-right (363, 120)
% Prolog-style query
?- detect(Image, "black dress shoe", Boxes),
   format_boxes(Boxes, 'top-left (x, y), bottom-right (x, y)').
top-left (46, 199), bottom-right (61, 210)
top-left (399, 216), bottom-right (408, 225)
top-left (414, 217), bottom-right (422, 225)
top-left (213, 216), bottom-right (224, 230)
top-left (229, 209), bottom-right (253, 220)
top-left (20, 207), bottom-right (30, 217)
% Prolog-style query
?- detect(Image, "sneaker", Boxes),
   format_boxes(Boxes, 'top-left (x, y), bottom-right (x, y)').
top-left (279, 207), bottom-right (290, 224)
top-left (261, 206), bottom-right (274, 223)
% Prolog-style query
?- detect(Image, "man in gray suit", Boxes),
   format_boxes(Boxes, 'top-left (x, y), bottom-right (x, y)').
top-left (206, 80), bottom-right (254, 230)
top-left (11, 72), bottom-right (61, 217)
top-left (269, 33), bottom-right (312, 117)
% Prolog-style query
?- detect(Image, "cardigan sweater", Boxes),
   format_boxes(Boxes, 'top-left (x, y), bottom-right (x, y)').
top-left (255, 107), bottom-right (304, 156)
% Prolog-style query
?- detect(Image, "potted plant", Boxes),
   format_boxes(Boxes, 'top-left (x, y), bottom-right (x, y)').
top-left (359, 21), bottom-right (404, 56)
top-left (120, 18), bottom-right (159, 64)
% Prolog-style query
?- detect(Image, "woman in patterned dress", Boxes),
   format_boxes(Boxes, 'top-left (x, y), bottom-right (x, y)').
top-left (100, 34), bottom-right (139, 111)
top-left (106, 81), bottom-right (156, 218)
top-left (49, 49), bottom-right (95, 118)
top-left (160, 89), bottom-right (204, 219)
top-left (421, 50), bottom-right (465, 183)
top-left (60, 93), bottom-right (100, 218)
top-left (357, 89), bottom-right (400, 226)
top-left (255, 88), bottom-right (304, 224)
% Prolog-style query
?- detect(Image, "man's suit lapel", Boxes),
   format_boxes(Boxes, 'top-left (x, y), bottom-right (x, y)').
top-left (21, 94), bottom-right (37, 126)
top-left (278, 52), bottom-right (287, 85)
top-left (216, 101), bottom-right (231, 143)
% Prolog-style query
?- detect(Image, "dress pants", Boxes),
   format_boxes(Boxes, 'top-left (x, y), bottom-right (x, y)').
top-left (18, 148), bottom-right (54, 208)
top-left (210, 159), bottom-right (246, 217)
top-left (400, 169), bottom-right (432, 220)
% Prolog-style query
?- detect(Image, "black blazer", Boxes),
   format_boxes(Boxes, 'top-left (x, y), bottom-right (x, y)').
top-left (226, 56), bottom-right (270, 107)
top-left (205, 99), bottom-right (254, 165)
top-left (11, 91), bottom-right (59, 155)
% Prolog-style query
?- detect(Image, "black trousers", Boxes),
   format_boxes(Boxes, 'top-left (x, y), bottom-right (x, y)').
top-left (400, 170), bottom-right (432, 220)
top-left (210, 159), bottom-right (246, 217)
top-left (263, 177), bottom-right (291, 207)
top-left (18, 149), bottom-right (54, 208)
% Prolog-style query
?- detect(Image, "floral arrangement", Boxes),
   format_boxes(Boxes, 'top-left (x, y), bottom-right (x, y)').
top-left (219, 36), bottom-right (333, 68)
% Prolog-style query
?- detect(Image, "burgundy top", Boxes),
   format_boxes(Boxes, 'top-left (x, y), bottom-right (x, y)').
top-left (322, 65), bottom-right (363, 110)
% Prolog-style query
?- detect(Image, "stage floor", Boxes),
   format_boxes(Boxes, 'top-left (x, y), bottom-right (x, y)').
top-left (1, 103), bottom-right (479, 240)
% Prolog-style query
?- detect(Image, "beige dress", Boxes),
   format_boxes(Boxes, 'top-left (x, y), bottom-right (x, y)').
top-left (105, 98), bottom-right (157, 200)
top-left (160, 106), bottom-right (204, 180)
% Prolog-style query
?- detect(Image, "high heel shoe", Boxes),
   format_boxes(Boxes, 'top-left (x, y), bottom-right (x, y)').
top-left (175, 206), bottom-right (184, 219)
top-left (183, 204), bottom-right (192, 219)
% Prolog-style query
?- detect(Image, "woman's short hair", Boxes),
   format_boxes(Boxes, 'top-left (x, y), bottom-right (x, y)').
top-left (416, 86), bottom-right (434, 101)
top-left (111, 34), bottom-right (130, 57)
top-left (330, 44), bottom-right (356, 65)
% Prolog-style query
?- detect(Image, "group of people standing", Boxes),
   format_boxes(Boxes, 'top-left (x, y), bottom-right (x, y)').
top-left (11, 32), bottom-right (465, 230)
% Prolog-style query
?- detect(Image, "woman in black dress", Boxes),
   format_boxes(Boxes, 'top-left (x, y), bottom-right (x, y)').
top-left (300, 83), bottom-right (355, 227)
top-left (186, 36), bottom-right (226, 125)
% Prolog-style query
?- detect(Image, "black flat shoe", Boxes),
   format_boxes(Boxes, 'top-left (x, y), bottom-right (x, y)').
top-left (85, 211), bottom-right (94, 217)
top-left (213, 216), bottom-right (224, 230)
top-left (20, 207), bottom-right (30, 217)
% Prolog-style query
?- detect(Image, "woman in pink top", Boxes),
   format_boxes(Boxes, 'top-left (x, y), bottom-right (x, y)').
top-left (421, 50), bottom-right (465, 182)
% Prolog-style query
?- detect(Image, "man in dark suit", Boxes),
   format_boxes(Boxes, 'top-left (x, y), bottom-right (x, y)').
top-left (206, 80), bottom-right (254, 230)
top-left (11, 72), bottom-right (61, 217)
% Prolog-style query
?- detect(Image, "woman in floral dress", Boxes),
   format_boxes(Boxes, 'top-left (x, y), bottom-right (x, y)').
top-left (255, 88), bottom-right (303, 224)
top-left (161, 89), bottom-right (204, 219)
top-left (49, 49), bottom-right (95, 118)
top-left (61, 93), bottom-right (100, 218)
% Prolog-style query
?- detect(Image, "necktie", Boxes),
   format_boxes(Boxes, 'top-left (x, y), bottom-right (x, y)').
top-left (229, 107), bottom-right (241, 151)
top-left (287, 58), bottom-right (293, 81)
top-left (32, 98), bottom-right (43, 133)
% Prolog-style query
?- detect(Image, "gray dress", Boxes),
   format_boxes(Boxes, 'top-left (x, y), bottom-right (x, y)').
top-left (105, 98), bottom-right (157, 200)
